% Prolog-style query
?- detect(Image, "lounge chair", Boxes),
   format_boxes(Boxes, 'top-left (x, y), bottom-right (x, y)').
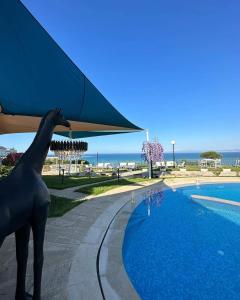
top-left (97, 163), bottom-right (104, 168)
top-left (156, 161), bottom-right (165, 167)
top-left (104, 163), bottom-right (112, 169)
top-left (178, 161), bottom-right (185, 168)
top-left (119, 162), bottom-right (127, 168)
top-left (127, 162), bottom-right (136, 170)
top-left (166, 161), bottom-right (175, 167)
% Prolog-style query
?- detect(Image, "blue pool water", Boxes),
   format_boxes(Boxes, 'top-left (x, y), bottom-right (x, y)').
top-left (123, 183), bottom-right (240, 300)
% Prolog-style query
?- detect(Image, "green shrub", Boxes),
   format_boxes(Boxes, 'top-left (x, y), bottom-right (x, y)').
top-left (211, 168), bottom-right (223, 176)
top-left (44, 159), bottom-right (55, 165)
top-left (200, 151), bottom-right (222, 159)
top-left (185, 160), bottom-right (199, 166)
top-left (2, 152), bottom-right (23, 166)
top-left (0, 165), bottom-right (12, 177)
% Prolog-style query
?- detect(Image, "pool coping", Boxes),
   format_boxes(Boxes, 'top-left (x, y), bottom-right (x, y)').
top-left (99, 177), bottom-right (240, 299)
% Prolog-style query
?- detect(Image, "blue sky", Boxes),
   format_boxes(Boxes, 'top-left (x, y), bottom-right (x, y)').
top-left (1, 0), bottom-right (240, 153)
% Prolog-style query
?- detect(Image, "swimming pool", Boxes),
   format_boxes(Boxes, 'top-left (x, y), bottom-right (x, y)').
top-left (123, 183), bottom-right (240, 300)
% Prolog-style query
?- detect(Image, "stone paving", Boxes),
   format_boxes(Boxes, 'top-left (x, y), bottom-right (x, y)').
top-left (0, 179), bottom-right (160, 300)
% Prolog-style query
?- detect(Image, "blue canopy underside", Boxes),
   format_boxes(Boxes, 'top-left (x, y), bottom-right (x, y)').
top-left (56, 131), bottom-right (134, 139)
top-left (0, 0), bottom-right (142, 138)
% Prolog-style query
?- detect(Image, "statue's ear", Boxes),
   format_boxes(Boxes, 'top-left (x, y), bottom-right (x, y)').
top-left (56, 108), bottom-right (63, 114)
top-left (54, 108), bottom-right (60, 113)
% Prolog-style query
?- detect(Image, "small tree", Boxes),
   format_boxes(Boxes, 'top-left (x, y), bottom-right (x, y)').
top-left (200, 151), bottom-right (222, 159)
top-left (142, 141), bottom-right (164, 178)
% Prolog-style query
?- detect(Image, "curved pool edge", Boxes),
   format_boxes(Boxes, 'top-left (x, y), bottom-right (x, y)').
top-left (98, 181), bottom-right (165, 300)
top-left (100, 177), bottom-right (240, 299)
top-left (99, 203), bottom-right (140, 300)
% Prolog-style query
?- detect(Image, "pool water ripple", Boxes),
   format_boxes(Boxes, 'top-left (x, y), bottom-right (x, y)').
top-left (123, 183), bottom-right (240, 300)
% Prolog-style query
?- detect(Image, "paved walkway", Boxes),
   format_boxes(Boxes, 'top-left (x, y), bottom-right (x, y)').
top-left (0, 179), bottom-right (160, 300)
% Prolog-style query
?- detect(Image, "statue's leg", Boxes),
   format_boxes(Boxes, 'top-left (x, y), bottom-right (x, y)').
top-left (15, 224), bottom-right (32, 300)
top-left (32, 207), bottom-right (48, 300)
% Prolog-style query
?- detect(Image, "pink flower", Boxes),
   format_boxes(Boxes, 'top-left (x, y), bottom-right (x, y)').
top-left (142, 141), bottom-right (164, 163)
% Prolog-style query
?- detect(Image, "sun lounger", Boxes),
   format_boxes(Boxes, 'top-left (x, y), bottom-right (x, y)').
top-left (104, 163), bottom-right (112, 169)
top-left (127, 162), bottom-right (136, 169)
top-left (156, 161), bottom-right (165, 167)
top-left (119, 162), bottom-right (127, 168)
top-left (97, 163), bottom-right (104, 168)
top-left (166, 161), bottom-right (175, 167)
top-left (178, 161), bottom-right (185, 168)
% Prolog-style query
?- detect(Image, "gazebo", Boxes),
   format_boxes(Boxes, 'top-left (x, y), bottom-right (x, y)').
top-left (199, 158), bottom-right (222, 168)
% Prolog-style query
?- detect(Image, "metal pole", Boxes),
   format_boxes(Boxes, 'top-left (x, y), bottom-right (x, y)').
top-left (58, 157), bottom-right (61, 176)
top-left (146, 129), bottom-right (149, 142)
top-left (117, 168), bottom-right (120, 183)
top-left (146, 129), bottom-right (151, 179)
top-left (173, 143), bottom-right (175, 168)
top-left (61, 169), bottom-right (65, 184)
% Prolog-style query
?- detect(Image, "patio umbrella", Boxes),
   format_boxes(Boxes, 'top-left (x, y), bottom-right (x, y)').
top-left (0, 0), bottom-right (142, 137)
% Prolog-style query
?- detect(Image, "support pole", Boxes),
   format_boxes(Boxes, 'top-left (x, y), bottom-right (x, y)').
top-left (171, 140), bottom-right (176, 168)
top-left (146, 129), bottom-right (151, 179)
top-left (117, 168), bottom-right (120, 183)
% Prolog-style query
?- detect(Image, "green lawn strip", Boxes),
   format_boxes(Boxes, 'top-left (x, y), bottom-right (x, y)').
top-left (43, 175), bottom-right (114, 190)
top-left (48, 195), bottom-right (85, 218)
top-left (76, 177), bottom-right (152, 195)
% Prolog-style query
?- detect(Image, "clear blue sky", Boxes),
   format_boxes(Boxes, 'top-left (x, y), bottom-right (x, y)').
top-left (1, 0), bottom-right (240, 153)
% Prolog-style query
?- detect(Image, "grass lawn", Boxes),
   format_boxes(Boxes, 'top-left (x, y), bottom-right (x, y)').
top-left (43, 175), bottom-right (114, 189)
top-left (76, 177), bottom-right (153, 195)
top-left (48, 195), bottom-right (85, 217)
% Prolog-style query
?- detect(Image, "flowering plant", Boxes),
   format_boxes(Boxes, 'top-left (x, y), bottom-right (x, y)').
top-left (2, 152), bottom-right (23, 166)
top-left (142, 141), bottom-right (164, 163)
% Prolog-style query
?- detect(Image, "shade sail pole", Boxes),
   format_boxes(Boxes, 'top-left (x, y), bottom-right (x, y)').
top-left (146, 129), bottom-right (151, 179)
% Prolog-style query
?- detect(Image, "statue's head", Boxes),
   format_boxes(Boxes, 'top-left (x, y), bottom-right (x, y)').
top-left (48, 108), bottom-right (71, 128)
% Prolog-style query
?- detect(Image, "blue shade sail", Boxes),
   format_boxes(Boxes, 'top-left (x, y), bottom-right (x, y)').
top-left (0, 0), bottom-right (142, 138)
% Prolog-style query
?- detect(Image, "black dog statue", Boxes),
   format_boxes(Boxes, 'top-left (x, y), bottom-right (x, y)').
top-left (0, 109), bottom-right (70, 299)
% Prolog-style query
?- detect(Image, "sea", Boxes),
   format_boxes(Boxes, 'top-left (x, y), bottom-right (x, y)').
top-left (82, 152), bottom-right (240, 166)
